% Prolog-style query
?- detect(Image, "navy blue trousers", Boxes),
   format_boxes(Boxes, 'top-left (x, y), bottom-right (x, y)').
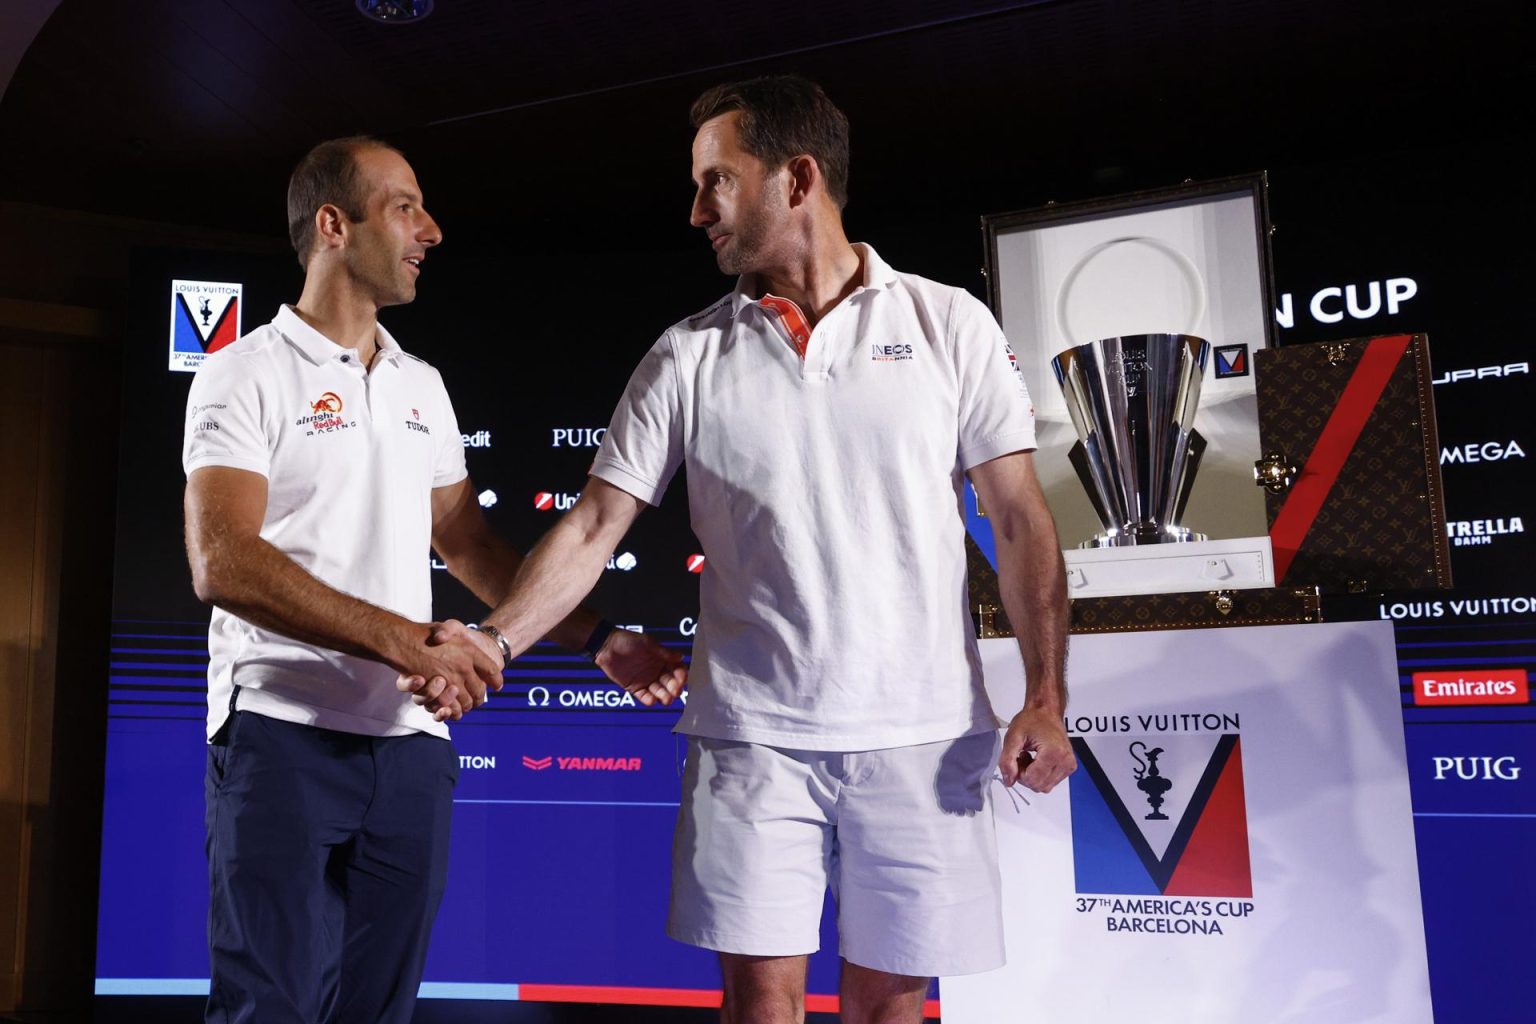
top-left (204, 710), bottom-right (458, 1024)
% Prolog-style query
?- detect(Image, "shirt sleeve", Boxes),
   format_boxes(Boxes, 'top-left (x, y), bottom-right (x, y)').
top-left (429, 367), bottom-right (468, 488)
top-left (590, 332), bottom-right (684, 506)
top-left (182, 351), bottom-right (271, 478)
top-left (951, 289), bottom-right (1038, 470)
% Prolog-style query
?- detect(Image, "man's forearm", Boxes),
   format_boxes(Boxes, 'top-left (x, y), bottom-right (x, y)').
top-left (478, 513), bottom-right (613, 660)
top-left (194, 532), bottom-right (420, 670)
top-left (439, 528), bottom-right (601, 652)
top-left (994, 518), bottom-right (1070, 714)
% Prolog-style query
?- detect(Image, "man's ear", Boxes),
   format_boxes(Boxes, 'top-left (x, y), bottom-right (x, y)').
top-left (785, 154), bottom-right (820, 209)
top-left (314, 203), bottom-right (347, 251)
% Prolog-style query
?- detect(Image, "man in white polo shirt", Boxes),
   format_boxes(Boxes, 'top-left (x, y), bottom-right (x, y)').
top-left (183, 136), bottom-right (685, 1024)
top-left (406, 77), bottom-right (1074, 1023)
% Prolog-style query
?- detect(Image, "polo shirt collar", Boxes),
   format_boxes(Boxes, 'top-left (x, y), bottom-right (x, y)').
top-left (274, 304), bottom-right (406, 366)
top-left (729, 242), bottom-right (900, 319)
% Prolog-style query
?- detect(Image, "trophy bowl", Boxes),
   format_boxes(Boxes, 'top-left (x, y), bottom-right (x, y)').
top-left (1052, 334), bottom-right (1210, 548)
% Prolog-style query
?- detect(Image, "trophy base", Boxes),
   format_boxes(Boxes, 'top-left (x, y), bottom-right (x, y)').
top-left (1082, 526), bottom-right (1208, 549)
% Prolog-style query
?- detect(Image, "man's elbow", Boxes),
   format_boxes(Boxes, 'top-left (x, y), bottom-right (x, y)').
top-left (186, 539), bottom-right (240, 607)
top-left (188, 556), bottom-right (225, 606)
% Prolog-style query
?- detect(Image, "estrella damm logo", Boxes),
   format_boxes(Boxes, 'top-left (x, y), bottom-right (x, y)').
top-left (1069, 733), bottom-right (1252, 897)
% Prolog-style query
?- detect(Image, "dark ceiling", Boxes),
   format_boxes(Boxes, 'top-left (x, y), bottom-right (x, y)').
top-left (0, 0), bottom-right (1527, 251)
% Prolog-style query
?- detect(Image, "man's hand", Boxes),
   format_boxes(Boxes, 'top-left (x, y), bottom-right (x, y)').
top-left (999, 706), bottom-right (1076, 792)
top-left (394, 619), bottom-right (504, 722)
top-left (594, 629), bottom-right (687, 706)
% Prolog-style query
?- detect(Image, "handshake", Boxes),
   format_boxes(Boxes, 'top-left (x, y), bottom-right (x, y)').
top-left (393, 619), bottom-right (687, 722)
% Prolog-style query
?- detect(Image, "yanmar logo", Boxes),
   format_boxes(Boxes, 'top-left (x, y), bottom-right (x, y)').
top-left (1413, 669), bottom-right (1529, 706)
top-left (522, 754), bottom-right (642, 772)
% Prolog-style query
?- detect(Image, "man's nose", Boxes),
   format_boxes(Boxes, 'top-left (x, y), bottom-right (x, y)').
top-left (689, 191), bottom-right (716, 228)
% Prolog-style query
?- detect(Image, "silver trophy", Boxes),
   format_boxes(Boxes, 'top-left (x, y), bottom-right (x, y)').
top-left (1051, 334), bottom-right (1210, 547)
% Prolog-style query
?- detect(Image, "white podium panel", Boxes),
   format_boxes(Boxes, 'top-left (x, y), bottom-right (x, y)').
top-left (944, 621), bottom-right (1432, 1024)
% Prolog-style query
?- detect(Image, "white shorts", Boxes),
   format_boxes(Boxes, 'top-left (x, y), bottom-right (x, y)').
top-left (667, 731), bottom-right (1005, 978)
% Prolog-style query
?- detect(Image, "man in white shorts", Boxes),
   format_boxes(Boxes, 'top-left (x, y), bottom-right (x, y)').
top-left (405, 76), bottom-right (1074, 1023)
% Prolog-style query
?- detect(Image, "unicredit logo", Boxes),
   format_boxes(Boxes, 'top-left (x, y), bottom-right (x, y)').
top-left (686, 554), bottom-right (706, 574)
top-left (534, 490), bottom-right (579, 511)
top-left (1413, 669), bottom-right (1528, 706)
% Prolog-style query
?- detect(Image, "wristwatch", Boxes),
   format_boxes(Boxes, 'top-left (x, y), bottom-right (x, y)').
top-left (466, 622), bottom-right (512, 669)
top-left (582, 619), bottom-right (618, 661)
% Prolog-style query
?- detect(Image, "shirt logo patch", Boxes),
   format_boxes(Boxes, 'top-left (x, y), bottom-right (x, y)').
top-left (311, 392), bottom-right (343, 414)
top-left (1004, 341), bottom-right (1029, 394)
top-left (295, 391), bottom-right (355, 435)
top-left (870, 343), bottom-right (914, 362)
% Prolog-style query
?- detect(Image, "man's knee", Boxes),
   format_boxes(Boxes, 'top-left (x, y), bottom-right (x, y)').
top-left (839, 961), bottom-right (928, 1024)
top-left (720, 953), bottom-right (807, 1024)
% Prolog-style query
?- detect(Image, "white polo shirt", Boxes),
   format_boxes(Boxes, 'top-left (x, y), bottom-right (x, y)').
top-left (183, 305), bottom-right (467, 740)
top-left (591, 244), bottom-right (1037, 751)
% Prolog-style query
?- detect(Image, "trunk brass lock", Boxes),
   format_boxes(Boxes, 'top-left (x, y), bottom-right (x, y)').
top-left (1254, 451), bottom-right (1298, 493)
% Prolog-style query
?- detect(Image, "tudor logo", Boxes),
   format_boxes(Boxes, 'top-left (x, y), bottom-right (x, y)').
top-left (1413, 669), bottom-right (1528, 706)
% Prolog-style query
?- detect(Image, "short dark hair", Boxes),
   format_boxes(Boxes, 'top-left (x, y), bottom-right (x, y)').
top-left (690, 76), bottom-right (850, 209)
top-left (286, 136), bottom-right (400, 269)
